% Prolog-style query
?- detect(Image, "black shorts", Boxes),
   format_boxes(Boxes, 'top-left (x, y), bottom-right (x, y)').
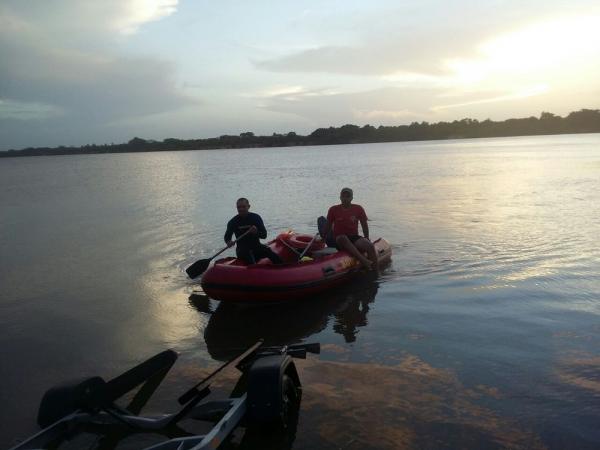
top-left (333, 235), bottom-right (362, 249)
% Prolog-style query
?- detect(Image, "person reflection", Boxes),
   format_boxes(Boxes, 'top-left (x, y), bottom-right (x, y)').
top-left (193, 279), bottom-right (380, 361)
top-left (332, 288), bottom-right (375, 343)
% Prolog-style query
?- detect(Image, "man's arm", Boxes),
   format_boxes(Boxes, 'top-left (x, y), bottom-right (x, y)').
top-left (255, 215), bottom-right (267, 239)
top-left (224, 219), bottom-right (235, 245)
top-left (321, 207), bottom-right (333, 239)
top-left (359, 207), bottom-right (369, 240)
top-left (359, 217), bottom-right (369, 240)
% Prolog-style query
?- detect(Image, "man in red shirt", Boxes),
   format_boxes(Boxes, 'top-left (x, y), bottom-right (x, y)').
top-left (320, 187), bottom-right (378, 271)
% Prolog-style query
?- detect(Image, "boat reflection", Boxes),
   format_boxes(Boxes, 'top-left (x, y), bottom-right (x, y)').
top-left (190, 277), bottom-right (380, 362)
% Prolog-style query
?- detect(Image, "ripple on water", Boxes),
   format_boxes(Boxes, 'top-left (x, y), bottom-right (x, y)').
top-left (386, 233), bottom-right (599, 298)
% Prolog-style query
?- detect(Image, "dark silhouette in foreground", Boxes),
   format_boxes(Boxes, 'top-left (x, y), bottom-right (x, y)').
top-left (8, 341), bottom-right (315, 450)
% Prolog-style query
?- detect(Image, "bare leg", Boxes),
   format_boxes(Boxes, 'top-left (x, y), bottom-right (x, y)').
top-left (336, 235), bottom-right (372, 269)
top-left (355, 238), bottom-right (378, 274)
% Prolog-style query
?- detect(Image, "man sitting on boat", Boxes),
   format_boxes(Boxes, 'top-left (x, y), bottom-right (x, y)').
top-left (319, 187), bottom-right (378, 271)
top-left (225, 197), bottom-right (283, 264)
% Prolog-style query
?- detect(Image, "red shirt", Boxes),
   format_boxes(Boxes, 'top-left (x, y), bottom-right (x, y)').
top-left (326, 204), bottom-right (367, 237)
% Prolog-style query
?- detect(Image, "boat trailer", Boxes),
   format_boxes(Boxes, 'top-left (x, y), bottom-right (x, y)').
top-left (9, 340), bottom-right (319, 449)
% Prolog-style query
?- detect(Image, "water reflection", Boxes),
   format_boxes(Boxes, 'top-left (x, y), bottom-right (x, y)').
top-left (4, 136), bottom-right (600, 448)
top-left (190, 278), bottom-right (379, 361)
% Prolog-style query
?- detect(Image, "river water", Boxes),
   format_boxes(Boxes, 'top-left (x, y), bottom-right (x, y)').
top-left (1, 134), bottom-right (599, 449)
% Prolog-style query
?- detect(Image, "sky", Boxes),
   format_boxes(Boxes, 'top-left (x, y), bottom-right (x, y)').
top-left (1, 0), bottom-right (600, 150)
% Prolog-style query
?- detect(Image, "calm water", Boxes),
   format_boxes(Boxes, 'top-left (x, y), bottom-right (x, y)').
top-left (1, 134), bottom-right (599, 449)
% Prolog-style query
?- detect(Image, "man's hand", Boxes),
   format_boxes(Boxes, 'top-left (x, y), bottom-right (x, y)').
top-left (249, 225), bottom-right (258, 234)
top-left (226, 240), bottom-right (235, 248)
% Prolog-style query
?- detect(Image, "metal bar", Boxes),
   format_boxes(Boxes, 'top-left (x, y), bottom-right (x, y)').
top-left (178, 340), bottom-right (262, 405)
top-left (141, 396), bottom-right (247, 450)
top-left (189, 395), bottom-right (247, 450)
top-left (8, 412), bottom-right (82, 450)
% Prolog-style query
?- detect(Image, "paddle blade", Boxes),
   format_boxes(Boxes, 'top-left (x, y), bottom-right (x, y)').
top-left (186, 258), bottom-right (211, 279)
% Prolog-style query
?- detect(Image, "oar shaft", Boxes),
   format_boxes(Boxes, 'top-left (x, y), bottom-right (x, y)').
top-left (186, 228), bottom-right (254, 279)
top-left (211, 228), bottom-right (252, 260)
top-left (298, 233), bottom-right (319, 260)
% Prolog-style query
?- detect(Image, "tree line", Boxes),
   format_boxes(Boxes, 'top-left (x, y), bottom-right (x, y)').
top-left (2, 108), bottom-right (599, 158)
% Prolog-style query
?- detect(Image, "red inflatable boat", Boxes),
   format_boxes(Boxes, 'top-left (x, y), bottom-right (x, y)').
top-left (200, 231), bottom-right (392, 303)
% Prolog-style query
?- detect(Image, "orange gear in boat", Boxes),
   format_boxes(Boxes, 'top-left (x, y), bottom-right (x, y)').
top-left (277, 231), bottom-right (325, 253)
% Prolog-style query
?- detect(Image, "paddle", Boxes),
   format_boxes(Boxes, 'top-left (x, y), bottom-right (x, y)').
top-left (298, 232), bottom-right (319, 261)
top-left (186, 229), bottom-right (252, 279)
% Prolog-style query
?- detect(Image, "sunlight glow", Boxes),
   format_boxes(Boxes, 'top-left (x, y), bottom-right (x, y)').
top-left (381, 71), bottom-right (444, 86)
top-left (446, 15), bottom-right (600, 85)
top-left (432, 84), bottom-right (549, 111)
top-left (252, 85), bottom-right (340, 102)
top-left (353, 108), bottom-right (419, 120)
top-left (260, 86), bottom-right (307, 97)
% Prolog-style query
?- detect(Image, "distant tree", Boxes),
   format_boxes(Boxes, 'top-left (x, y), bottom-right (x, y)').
top-left (565, 109), bottom-right (600, 131)
top-left (362, 124), bottom-right (376, 132)
top-left (3, 108), bottom-right (600, 158)
top-left (540, 112), bottom-right (558, 120)
top-left (128, 137), bottom-right (147, 147)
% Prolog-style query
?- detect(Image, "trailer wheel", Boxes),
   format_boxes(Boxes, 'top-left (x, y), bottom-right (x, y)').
top-left (280, 373), bottom-right (299, 427)
top-left (246, 355), bottom-right (301, 428)
top-left (241, 373), bottom-right (300, 447)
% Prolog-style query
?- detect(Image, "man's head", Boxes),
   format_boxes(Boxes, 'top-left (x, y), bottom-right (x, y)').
top-left (236, 197), bottom-right (250, 216)
top-left (340, 187), bottom-right (353, 206)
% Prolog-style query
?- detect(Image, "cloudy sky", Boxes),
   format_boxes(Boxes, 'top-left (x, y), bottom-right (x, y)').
top-left (1, 0), bottom-right (599, 150)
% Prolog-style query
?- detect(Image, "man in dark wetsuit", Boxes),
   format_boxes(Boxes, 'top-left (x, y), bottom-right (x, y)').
top-left (224, 198), bottom-right (283, 265)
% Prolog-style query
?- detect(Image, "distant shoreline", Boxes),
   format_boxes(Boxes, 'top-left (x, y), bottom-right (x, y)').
top-left (2, 108), bottom-right (599, 158)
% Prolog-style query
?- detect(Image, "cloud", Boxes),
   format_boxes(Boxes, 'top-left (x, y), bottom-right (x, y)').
top-left (253, 8), bottom-right (600, 128)
top-left (254, 4), bottom-right (600, 83)
top-left (256, 45), bottom-right (404, 76)
top-left (254, 82), bottom-right (570, 127)
top-left (257, 86), bottom-right (443, 126)
top-left (251, 2), bottom-right (536, 77)
top-left (1, 39), bottom-right (195, 120)
top-left (0, 99), bottom-right (64, 121)
top-left (431, 85), bottom-right (550, 111)
top-left (1, 0), bottom-right (178, 36)
top-left (114, 0), bottom-right (178, 35)
top-left (254, 41), bottom-right (459, 77)
top-left (0, 1), bottom-right (195, 149)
